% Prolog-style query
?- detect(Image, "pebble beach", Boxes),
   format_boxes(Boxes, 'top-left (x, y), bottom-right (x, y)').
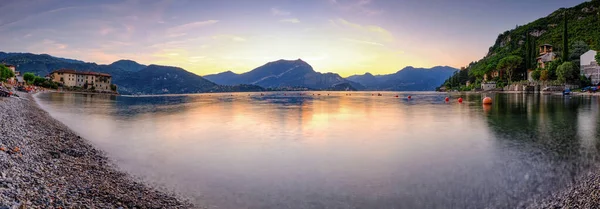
top-left (0, 92), bottom-right (191, 208)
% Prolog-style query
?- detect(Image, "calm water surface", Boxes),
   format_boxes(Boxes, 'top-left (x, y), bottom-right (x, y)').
top-left (35, 92), bottom-right (600, 208)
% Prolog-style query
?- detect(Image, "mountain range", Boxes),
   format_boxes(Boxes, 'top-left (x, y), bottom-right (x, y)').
top-left (346, 66), bottom-right (457, 91)
top-left (204, 59), bottom-right (366, 90)
top-left (0, 51), bottom-right (457, 94)
top-left (0, 52), bottom-right (223, 95)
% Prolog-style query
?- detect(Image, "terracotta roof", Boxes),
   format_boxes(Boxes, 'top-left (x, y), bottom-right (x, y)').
top-left (538, 52), bottom-right (556, 63)
top-left (4, 64), bottom-right (15, 67)
top-left (50, 69), bottom-right (111, 77)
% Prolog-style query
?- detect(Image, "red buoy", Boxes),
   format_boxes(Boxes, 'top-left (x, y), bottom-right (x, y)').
top-left (445, 97), bottom-right (449, 102)
top-left (458, 98), bottom-right (463, 103)
top-left (483, 97), bottom-right (492, 105)
top-left (407, 95), bottom-right (412, 99)
top-left (395, 95), bottom-right (399, 98)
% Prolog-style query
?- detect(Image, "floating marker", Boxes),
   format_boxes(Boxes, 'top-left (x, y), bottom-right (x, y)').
top-left (407, 95), bottom-right (412, 99)
top-left (458, 98), bottom-right (463, 103)
top-left (395, 95), bottom-right (399, 98)
top-left (445, 97), bottom-right (449, 102)
top-left (483, 97), bottom-right (492, 105)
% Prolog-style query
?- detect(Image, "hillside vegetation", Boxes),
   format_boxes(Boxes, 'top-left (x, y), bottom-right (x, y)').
top-left (442, 0), bottom-right (600, 90)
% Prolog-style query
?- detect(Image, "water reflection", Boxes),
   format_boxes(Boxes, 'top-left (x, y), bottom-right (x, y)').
top-left (35, 92), bottom-right (600, 209)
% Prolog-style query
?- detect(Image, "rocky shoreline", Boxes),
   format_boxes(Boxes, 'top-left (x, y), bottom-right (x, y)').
top-left (0, 92), bottom-right (191, 208)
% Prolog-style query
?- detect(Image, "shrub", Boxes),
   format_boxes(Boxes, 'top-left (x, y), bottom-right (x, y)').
top-left (531, 70), bottom-right (541, 81)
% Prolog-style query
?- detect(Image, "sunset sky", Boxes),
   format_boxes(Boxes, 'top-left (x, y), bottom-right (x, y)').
top-left (0, 0), bottom-right (587, 76)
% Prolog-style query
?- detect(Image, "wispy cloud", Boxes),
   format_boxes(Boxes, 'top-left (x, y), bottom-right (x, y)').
top-left (330, 18), bottom-right (393, 41)
top-left (167, 20), bottom-right (219, 35)
top-left (42, 39), bottom-right (68, 49)
top-left (211, 34), bottom-right (246, 42)
top-left (271, 7), bottom-right (291, 16)
top-left (328, 0), bottom-right (382, 16)
top-left (341, 38), bottom-right (384, 46)
top-left (279, 18), bottom-right (300, 23)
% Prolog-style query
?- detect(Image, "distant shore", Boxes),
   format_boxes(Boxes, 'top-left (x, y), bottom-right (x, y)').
top-left (0, 92), bottom-right (191, 208)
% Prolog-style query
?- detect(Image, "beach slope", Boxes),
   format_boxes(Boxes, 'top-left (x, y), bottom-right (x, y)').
top-left (0, 93), bottom-right (191, 208)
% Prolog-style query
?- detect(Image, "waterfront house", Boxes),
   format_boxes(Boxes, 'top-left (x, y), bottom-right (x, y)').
top-left (481, 82), bottom-right (497, 91)
top-left (580, 50), bottom-right (600, 85)
top-left (49, 69), bottom-right (113, 91)
top-left (537, 44), bottom-right (557, 69)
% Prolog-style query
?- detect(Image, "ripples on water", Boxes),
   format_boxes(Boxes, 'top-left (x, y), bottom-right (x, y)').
top-left (36, 92), bottom-right (600, 208)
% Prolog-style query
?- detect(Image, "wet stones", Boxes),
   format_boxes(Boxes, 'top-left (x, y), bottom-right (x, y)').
top-left (0, 93), bottom-right (192, 208)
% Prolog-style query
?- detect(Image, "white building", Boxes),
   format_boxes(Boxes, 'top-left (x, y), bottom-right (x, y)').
top-left (481, 82), bottom-right (497, 91)
top-left (580, 50), bottom-right (600, 85)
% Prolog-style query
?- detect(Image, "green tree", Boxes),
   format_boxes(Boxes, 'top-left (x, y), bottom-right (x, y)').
top-left (497, 55), bottom-right (523, 83)
top-left (596, 52), bottom-right (600, 64)
top-left (33, 76), bottom-right (46, 86)
top-left (110, 84), bottom-right (117, 91)
top-left (570, 41), bottom-right (589, 64)
top-left (540, 70), bottom-right (549, 81)
top-left (23, 72), bottom-right (35, 84)
top-left (562, 11), bottom-right (569, 61)
top-left (532, 70), bottom-right (541, 80)
top-left (580, 75), bottom-right (592, 87)
top-left (0, 65), bottom-right (15, 81)
top-left (557, 61), bottom-right (579, 83)
top-left (546, 60), bottom-right (561, 80)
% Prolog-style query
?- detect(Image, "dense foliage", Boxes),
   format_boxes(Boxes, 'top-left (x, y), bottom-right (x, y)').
top-left (23, 72), bottom-right (35, 83)
top-left (556, 62), bottom-right (579, 83)
top-left (442, 0), bottom-right (600, 90)
top-left (23, 72), bottom-right (58, 89)
top-left (497, 55), bottom-right (523, 82)
top-left (0, 64), bottom-right (15, 81)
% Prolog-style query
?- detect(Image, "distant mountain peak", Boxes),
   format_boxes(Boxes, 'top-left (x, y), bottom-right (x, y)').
top-left (110, 59), bottom-right (147, 72)
top-left (111, 59), bottom-right (140, 65)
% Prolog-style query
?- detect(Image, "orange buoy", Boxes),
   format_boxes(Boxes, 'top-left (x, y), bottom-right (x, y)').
top-left (483, 97), bottom-right (492, 105)
top-left (0, 146), bottom-right (6, 152)
top-left (445, 97), bottom-right (449, 102)
top-left (458, 98), bottom-right (463, 103)
top-left (407, 95), bottom-right (412, 99)
top-left (13, 147), bottom-right (20, 153)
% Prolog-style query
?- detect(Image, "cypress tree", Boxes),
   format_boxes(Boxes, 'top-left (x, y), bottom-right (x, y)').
top-left (531, 35), bottom-right (537, 68)
top-left (563, 11), bottom-right (569, 61)
top-left (525, 33), bottom-right (531, 70)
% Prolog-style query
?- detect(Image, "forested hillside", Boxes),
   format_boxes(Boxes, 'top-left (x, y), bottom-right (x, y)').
top-left (442, 0), bottom-right (600, 90)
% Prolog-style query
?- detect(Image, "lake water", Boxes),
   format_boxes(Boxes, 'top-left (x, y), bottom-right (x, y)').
top-left (35, 92), bottom-right (600, 209)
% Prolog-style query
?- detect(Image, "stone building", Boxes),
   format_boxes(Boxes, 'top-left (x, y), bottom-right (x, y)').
top-left (49, 69), bottom-right (113, 92)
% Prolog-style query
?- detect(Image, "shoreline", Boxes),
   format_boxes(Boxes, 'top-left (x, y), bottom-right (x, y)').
top-left (0, 92), bottom-right (191, 208)
top-left (3, 91), bottom-right (600, 208)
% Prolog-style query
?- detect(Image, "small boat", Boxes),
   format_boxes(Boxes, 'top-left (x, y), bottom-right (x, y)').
top-left (563, 88), bottom-right (571, 95)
